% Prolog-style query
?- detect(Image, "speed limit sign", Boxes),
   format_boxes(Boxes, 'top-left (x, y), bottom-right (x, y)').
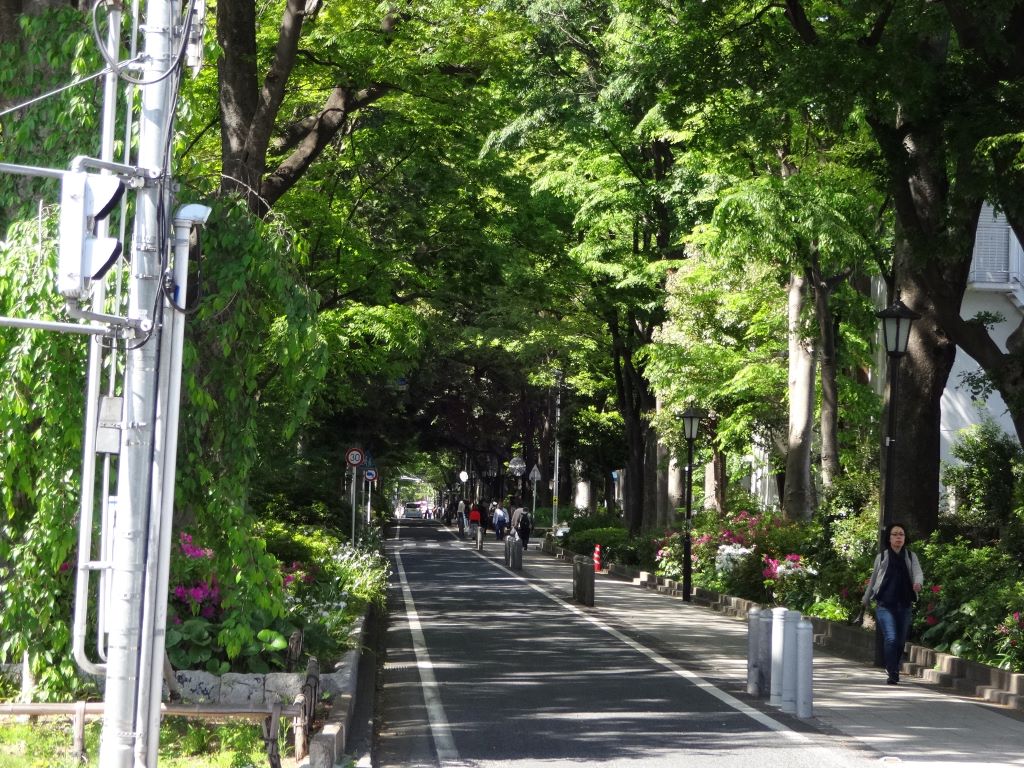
top-left (345, 447), bottom-right (364, 467)
top-left (365, 468), bottom-right (378, 481)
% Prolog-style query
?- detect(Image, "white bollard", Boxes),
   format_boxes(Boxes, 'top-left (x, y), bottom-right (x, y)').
top-left (796, 619), bottom-right (814, 718)
top-left (781, 609), bottom-right (801, 713)
top-left (769, 607), bottom-right (787, 706)
top-left (758, 610), bottom-right (772, 695)
top-left (747, 607), bottom-right (762, 696)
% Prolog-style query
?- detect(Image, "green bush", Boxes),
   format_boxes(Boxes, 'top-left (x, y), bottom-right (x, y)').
top-left (915, 535), bottom-right (1024, 668)
top-left (941, 420), bottom-right (1024, 545)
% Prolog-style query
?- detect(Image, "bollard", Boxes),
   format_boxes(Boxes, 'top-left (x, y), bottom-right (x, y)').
top-left (593, 543), bottom-right (602, 572)
top-left (504, 535), bottom-right (512, 567)
top-left (781, 609), bottom-right (801, 714)
top-left (747, 607), bottom-right (762, 696)
top-left (573, 555), bottom-right (595, 606)
top-left (796, 619), bottom-right (814, 718)
top-left (757, 609), bottom-right (772, 696)
top-left (509, 536), bottom-right (523, 571)
top-left (769, 607), bottom-right (787, 706)
top-left (476, 524), bottom-right (484, 551)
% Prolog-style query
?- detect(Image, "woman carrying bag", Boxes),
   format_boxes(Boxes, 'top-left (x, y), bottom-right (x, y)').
top-left (861, 522), bottom-right (924, 685)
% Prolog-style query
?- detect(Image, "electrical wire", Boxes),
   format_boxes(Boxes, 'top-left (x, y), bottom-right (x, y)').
top-left (91, 0), bottom-right (197, 87)
top-left (0, 62), bottom-right (142, 120)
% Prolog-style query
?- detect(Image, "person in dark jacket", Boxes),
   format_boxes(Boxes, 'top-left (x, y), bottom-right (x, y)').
top-left (510, 504), bottom-right (532, 550)
top-left (862, 522), bottom-right (924, 685)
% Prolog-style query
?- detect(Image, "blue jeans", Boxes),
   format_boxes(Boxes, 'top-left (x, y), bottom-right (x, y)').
top-left (876, 603), bottom-right (912, 677)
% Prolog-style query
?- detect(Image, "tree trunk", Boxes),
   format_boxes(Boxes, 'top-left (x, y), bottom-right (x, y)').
top-left (885, 286), bottom-right (951, 539)
top-left (808, 254), bottom-right (848, 487)
top-left (608, 309), bottom-right (655, 534)
top-left (0, 0), bottom-right (21, 46)
top-left (644, 425), bottom-right (659, 529)
top-left (784, 272), bottom-right (817, 521)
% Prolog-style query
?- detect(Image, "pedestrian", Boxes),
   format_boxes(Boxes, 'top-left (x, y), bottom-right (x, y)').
top-left (469, 501), bottom-right (482, 537)
top-left (510, 503), bottom-right (532, 550)
top-left (456, 498), bottom-right (467, 537)
top-left (861, 521), bottom-right (924, 685)
top-left (492, 503), bottom-right (507, 540)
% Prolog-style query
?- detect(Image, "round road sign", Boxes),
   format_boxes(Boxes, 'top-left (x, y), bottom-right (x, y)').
top-left (365, 468), bottom-right (378, 481)
top-left (345, 448), bottom-right (364, 467)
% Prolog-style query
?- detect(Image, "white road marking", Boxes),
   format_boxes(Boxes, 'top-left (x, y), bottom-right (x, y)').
top-left (467, 546), bottom-right (866, 767)
top-left (394, 552), bottom-right (460, 765)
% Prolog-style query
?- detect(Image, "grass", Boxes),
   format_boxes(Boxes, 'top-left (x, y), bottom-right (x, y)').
top-left (0, 716), bottom-right (300, 767)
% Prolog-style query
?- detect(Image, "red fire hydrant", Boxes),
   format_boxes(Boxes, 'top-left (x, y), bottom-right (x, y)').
top-left (593, 543), bottom-right (602, 572)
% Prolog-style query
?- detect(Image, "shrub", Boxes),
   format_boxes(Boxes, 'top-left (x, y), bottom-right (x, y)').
top-left (941, 420), bottom-right (1024, 546)
top-left (916, 535), bottom-right (1024, 667)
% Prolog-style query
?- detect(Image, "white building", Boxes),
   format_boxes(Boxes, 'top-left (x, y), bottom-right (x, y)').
top-left (941, 203), bottom-right (1024, 463)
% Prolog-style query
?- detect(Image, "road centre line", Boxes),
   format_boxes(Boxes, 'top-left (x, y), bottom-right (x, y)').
top-left (393, 552), bottom-right (461, 766)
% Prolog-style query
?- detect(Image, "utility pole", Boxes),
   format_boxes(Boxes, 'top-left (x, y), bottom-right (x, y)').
top-left (99, 0), bottom-right (176, 763)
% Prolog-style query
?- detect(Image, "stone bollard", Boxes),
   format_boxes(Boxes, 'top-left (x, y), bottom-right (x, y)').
top-left (509, 536), bottom-right (523, 571)
top-left (475, 524), bottom-right (484, 551)
top-left (781, 610), bottom-right (801, 714)
top-left (572, 555), bottom-right (595, 606)
top-left (747, 607), bottom-right (762, 696)
top-left (796, 619), bottom-right (814, 718)
top-left (757, 609), bottom-right (772, 695)
top-left (769, 607), bottom-right (787, 707)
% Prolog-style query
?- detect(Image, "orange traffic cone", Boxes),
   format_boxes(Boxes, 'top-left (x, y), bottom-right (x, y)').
top-left (593, 543), bottom-right (602, 572)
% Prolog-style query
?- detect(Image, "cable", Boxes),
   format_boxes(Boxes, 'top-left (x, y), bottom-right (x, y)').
top-left (0, 63), bottom-right (142, 120)
top-left (90, 0), bottom-right (197, 87)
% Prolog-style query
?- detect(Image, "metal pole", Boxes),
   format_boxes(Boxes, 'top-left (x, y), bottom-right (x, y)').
top-left (683, 436), bottom-right (693, 602)
top-left (72, 0), bottom-right (123, 680)
top-left (99, 0), bottom-right (174, 759)
top-left (350, 466), bottom-right (357, 542)
top-left (552, 384), bottom-right (561, 528)
top-left (875, 352), bottom-right (903, 666)
top-left (141, 209), bottom-right (207, 767)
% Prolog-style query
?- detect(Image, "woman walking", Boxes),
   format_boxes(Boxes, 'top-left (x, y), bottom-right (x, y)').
top-left (862, 522), bottom-right (924, 685)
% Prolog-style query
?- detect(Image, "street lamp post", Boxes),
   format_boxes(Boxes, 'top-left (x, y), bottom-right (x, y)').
top-left (874, 296), bottom-right (919, 664)
top-left (680, 407), bottom-right (705, 603)
top-left (508, 456), bottom-right (526, 499)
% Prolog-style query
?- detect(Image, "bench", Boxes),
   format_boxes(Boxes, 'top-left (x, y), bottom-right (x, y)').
top-left (0, 658), bottom-right (320, 768)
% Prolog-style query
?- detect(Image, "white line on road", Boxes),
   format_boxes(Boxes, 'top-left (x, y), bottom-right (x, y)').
top-left (468, 552), bottom-right (827, 745)
top-left (393, 552), bottom-right (460, 765)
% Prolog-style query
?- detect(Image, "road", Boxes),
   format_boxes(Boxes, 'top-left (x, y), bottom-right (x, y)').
top-left (374, 519), bottom-right (877, 768)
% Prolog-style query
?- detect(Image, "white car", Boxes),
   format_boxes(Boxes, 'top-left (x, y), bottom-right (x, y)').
top-left (403, 502), bottom-right (423, 519)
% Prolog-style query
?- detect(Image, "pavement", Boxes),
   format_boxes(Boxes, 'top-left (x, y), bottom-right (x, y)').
top-left (481, 532), bottom-right (1024, 768)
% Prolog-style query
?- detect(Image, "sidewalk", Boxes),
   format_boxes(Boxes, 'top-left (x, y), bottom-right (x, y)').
top-left (500, 537), bottom-right (1024, 768)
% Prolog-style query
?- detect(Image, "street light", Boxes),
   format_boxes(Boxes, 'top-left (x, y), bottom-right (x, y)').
top-left (679, 406), bottom-right (705, 603)
top-left (874, 296), bottom-right (919, 664)
top-left (508, 456), bottom-right (526, 488)
top-left (459, 469), bottom-right (469, 501)
top-left (876, 297), bottom-right (919, 544)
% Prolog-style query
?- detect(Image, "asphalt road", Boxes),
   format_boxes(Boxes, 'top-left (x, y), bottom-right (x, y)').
top-left (374, 519), bottom-right (877, 768)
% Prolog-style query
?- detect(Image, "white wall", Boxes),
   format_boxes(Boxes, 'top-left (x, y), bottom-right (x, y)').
top-left (941, 204), bottom-right (1024, 467)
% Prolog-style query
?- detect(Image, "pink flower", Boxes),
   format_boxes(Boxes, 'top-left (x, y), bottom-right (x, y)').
top-left (59, 561), bottom-right (72, 573)
top-left (173, 585), bottom-right (188, 601)
top-left (925, 615), bottom-right (938, 626)
top-left (930, 585), bottom-right (941, 594)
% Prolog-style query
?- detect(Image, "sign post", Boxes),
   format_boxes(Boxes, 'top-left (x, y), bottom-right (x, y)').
top-left (365, 468), bottom-right (378, 523)
top-left (346, 448), bottom-right (364, 541)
